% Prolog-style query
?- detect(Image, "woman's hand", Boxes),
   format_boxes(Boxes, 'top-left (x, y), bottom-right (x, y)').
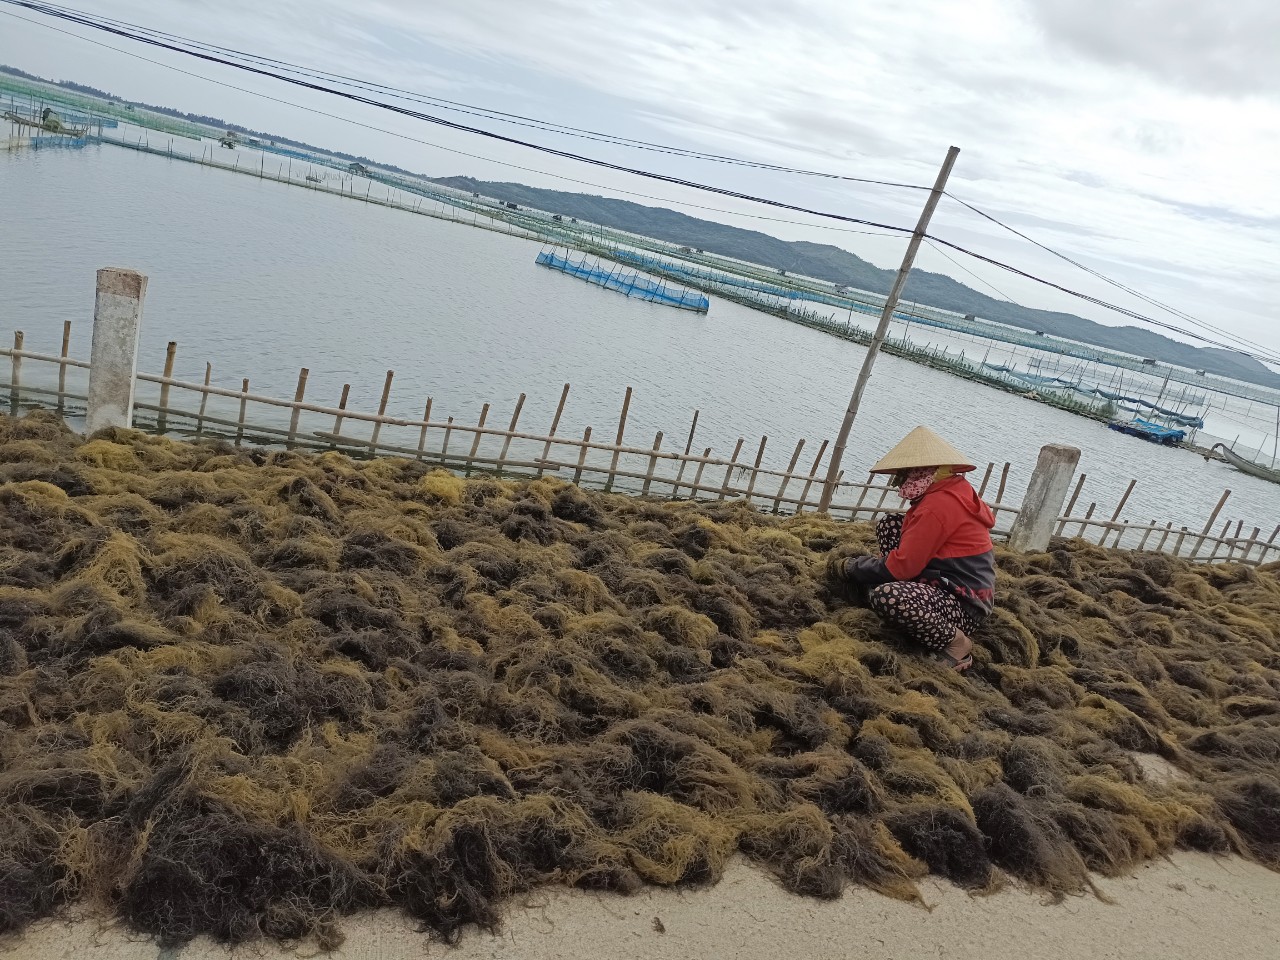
top-left (845, 554), bottom-right (894, 585)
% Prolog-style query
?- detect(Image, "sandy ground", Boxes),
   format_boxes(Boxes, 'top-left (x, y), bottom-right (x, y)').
top-left (7, 853), bottom-right (1279, 960)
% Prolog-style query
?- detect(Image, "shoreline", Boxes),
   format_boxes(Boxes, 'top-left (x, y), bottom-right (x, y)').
top-left (11, 854), bottom-right (1280, 959)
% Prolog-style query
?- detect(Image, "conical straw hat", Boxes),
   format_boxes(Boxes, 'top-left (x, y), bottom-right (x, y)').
top-left (869, 426), bottom-right (976, 474)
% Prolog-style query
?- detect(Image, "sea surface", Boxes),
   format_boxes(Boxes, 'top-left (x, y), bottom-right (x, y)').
top-left (2, 139), bottom-right (1277, 535)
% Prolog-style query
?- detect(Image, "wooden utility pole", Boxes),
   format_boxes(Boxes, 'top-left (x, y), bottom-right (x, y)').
top-left (1272, 404), bottom-right (1279, 468)
top-left (818, 146), bottom-right (960, 512)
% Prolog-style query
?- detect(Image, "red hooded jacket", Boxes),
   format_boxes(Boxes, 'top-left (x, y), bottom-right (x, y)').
top-left (847, 475), bottom-right (997, 613)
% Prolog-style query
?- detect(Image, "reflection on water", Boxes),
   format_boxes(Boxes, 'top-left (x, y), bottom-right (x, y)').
top-left (1, 144), bottom-right (1276, 532)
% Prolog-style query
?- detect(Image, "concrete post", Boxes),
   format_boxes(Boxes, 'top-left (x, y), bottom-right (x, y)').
top-left (1006, 444), bottom-right (1082, 553)
top-left (85, 268), bottom-right (147, 434)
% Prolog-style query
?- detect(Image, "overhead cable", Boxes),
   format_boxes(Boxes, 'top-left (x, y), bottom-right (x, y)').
top-left (6, 0), bottom-right (1278, 367)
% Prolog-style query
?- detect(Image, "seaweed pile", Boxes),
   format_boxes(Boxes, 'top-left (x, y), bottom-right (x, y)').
top-left (1, 410), bottom-right (1278, 946)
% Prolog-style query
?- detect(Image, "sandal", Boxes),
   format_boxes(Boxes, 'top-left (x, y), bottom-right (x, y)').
top-left (931, 650), bottom-right (974, 672)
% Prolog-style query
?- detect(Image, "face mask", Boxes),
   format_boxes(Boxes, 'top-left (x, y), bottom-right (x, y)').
top-left (898, 467), bottom-right (936, 502)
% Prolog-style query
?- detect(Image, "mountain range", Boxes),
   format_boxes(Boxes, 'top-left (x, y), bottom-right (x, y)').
top-left (435, 177), bottom-right (1280, 390)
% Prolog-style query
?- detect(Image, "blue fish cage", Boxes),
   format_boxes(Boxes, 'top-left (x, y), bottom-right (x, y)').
top-left (29, 134), bottom-right (91, 150)
top-left (536, 250), bottom-right (710, 313)
top-left (1107, 417), bottom-right (1187, 446)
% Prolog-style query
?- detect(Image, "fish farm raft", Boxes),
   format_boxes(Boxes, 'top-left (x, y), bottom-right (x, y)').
top-left (536, 250), bottom-right (710, 313)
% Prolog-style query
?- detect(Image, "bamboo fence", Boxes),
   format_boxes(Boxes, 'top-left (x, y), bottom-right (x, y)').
top-left (2, 326), bottom-right (1277, 567)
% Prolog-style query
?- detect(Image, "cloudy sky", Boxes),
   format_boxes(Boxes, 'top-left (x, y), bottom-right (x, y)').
top-left (3, 0), bottom-right (1278, 361)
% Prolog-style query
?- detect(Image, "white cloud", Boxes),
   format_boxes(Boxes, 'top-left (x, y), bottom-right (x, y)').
top-left (1026, 0), bottom-right (1280, 95)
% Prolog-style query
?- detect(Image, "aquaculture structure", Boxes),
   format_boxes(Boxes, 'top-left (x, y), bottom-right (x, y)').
top-left (536, 250), bottom-right (710, 313)
top-left (1107, 417), bottom-right (1188, 447)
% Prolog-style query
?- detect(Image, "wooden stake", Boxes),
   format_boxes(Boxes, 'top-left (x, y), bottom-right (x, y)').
top-left (995, 461), bottom-right (1011, 506)
top-left (1190, 489), bottom-right (1231, 558)
top-left (416, 398), bottom-right (432, 459)
top-left (465, 402), bottom-right (490, 475)
top-left (1226, 519), bottom-right (1245, 561)
top-left (368, 370), bottom-right (395, 456)
top-left (605, 386), bottom-right (632, 492)
top-left (869, 480), bottom-right (894, 523)
top-left (235, 378), bottom-right (249, 447)
top-left (1056, 473), bottom-right (1086, 536)
top-left (720, 437), bottom-right (745, 500)
top-left (497, 393), bottom-right (526, 475)
top-left (287, 367), bottom-right (309, 448)
top-left (796, 439), bottom-right (829, 512)
top-left (976, 462), bottom-right (995, 499)
top-left (745, 436), bottom-right (768, 501)
top-left (671, 409), bottom-right (700, 497)
top-left (851, 475), bottom-right (875, 519)
top-left (1155, 521), bottom-right (1173, 553)
top-left (156, 341), bottom-right (177, 433)
top-left (1261, 524), bottom-right (1280, 564)
top-left (1208, 520), bottom-right (1231, 561)
top-left (1108, 479), bottom-right (1136, 522)
top-left (538, 383), bottom-right (570, 479)
top-left (1239, 526), bottom-right (1260, 564)
top-left (1079, 502), bottom-right (1096, 538)
top-left (1104, 478), bottom-right (1137, 546)
top-left (1111, 524), bottom-right (1127, 549)
top-left (57, 321), bottom-right (70, 412)
top-left (573, 426), bottom-right (592, 484)
top-left (642, 431), bottom-right (664, 496)
top-left (331, 384), bottom-right (351, 445)
top-left (772, 438), bottom-right (806, 514)
top-left (195, 362), bottom-right (212, 435)
top-left (9, 331), bottom-right (22, 409)
top-left (690, 446), bottom-right (713, 497)
top-left (441, 416), bottom-right (455, 458)
top-left (1137, 521), bottom-right (1156, 552)
top-left (1173, 527), bottom-right (1189, 556)
top-left (819, 145), bottom-right (960, 511)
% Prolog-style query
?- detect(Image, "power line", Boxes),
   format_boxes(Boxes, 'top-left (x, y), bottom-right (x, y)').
top-left (925, 235), bottom-right (1280, 366)
top-left (23, 1), bottom-right (933, 191)
top-left (943, 190), bottom-right (1280, 362)
top-left (0, 6), bottom-right (904, 240)
top-left (923, 238), bottom-right (1018, 304)
top-left (1, 1), bottom-right (921, 236)
top-left (7, 0), bottom-right (1279, 368)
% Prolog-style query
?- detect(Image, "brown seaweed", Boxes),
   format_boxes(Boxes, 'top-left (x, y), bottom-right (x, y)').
top-left (0, 409), bottom-right (1278, 945)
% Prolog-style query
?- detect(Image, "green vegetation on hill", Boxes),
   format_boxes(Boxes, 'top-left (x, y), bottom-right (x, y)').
top-left (435, 177), bottom-right (1280, 389)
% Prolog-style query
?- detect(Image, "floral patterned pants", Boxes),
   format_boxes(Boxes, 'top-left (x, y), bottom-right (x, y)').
top-left (867, 514), bottom-right (982, 652)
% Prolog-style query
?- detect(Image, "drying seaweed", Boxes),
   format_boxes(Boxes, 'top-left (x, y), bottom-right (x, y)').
top-left (1, 409), bottom-right (1279, 945)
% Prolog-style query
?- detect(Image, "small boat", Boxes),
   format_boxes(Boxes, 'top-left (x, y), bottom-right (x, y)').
top-left (1211, 444), bottom-right (1280, 485)
top-left (1107, 417), bottom-right (1186, 446)
top-left (305, 173), bottom-right (323, 183)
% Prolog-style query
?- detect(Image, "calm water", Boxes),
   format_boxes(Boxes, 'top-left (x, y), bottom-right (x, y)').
top-left (1, 142), bottom-right (1276, 534)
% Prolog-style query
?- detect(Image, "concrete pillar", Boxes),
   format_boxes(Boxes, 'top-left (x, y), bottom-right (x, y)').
top-left (85, 268), bottom-right (147, 434)
top-left (1006, 443), bottom-right (1081, 553)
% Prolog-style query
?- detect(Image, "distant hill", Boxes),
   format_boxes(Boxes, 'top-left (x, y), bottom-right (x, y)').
top-left (5, 64), bottom-right (1272, 387)
top-left (436, 177), bottom-right (1280, 389)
